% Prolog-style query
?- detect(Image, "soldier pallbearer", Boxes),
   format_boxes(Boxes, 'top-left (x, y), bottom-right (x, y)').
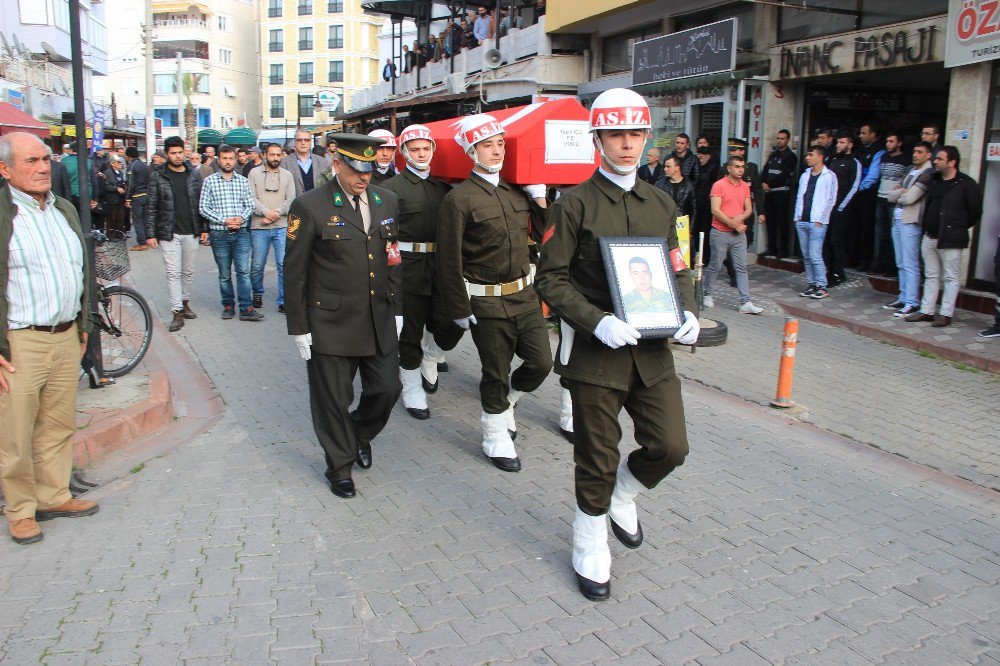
top-left (381, 125), bottom-right (465, 419)
top-left (283, 133), bottom-right (403, 499)
top-left (437, 114), bottom-right (552, 473)
top-left (368, 129), bottom-right (398, 185)
top-left (535, 89), bottom-right (700, 601)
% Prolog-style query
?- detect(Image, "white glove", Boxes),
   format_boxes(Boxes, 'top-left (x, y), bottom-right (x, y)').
top-left (293, 333), bottom-right (313, 360)
top-left (673, 311), bottom-right (700, 345)
top-left (395, 315), bottom-right (403, 337)
top-left (593, 316), bottom-right (640, 349)
top-left (454, 315), bottom-right (477, 330)
top-left (522, 184), bottom-right (546, 200)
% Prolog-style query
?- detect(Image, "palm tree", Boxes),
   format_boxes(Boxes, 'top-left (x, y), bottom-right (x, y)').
top-left (180, 72), bottom-right (205, 149)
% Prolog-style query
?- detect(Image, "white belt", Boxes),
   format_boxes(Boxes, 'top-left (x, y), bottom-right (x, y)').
top-left (397, 241), bottom-right (436, 253)
top-left (466, 265), bottom-right (535, 297)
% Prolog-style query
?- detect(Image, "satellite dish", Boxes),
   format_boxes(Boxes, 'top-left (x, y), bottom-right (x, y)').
top-left (483, 48), bottom-right (503, 70)
top-left (0, 32), bottom-right (14, 57)
top-left (41, 42), bottom-right (66, 61)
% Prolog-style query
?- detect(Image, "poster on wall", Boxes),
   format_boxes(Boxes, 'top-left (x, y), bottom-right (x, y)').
top-left (945, 0), bottom-right (1000, 68)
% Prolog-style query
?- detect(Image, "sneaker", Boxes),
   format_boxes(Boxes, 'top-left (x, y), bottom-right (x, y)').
top-left (221, 306), bottom-right (235, 320)
top-left (278, 304), bottom-right (286, 314)
top-left (739, 302), bottom-right (764, 315)
top-left (800, 285), bottom-right (817, 297)
top-left (702, 295), bottom-right (714, 309)
top-left (893, 305), bottom-right (919, 318)
top-left (252, 294), bottom-right (263, 309)
top-left (979, 324), bottom-right (1000, 338)
top-left (882, 300), bottom-right (904, 310)
top-left (810, 288), bottom-right (829, 299)
top-left (239, 307), bottom-right (265, 322)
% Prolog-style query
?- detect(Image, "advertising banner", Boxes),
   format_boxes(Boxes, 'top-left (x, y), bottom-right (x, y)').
top-left (945, 0), bottom-right (1000, 67)
top-left (632, 19), bottom-right (736, 86)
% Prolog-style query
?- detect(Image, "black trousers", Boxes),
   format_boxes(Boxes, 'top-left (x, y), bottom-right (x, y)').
top-left (565, 354), bottom-right (688, 516)
top-left (764, 191), bottom-right (791, 257)
top-left (825, 207), bottom-right (850, 279)
top-left (307, 350), bottom-right (402, 481)
top-left (851, 189), bottom-right (877, 269)
top-left (468, 310), bottom-right (552, 414)
top-left (398, 291), bottom-right (465, 370)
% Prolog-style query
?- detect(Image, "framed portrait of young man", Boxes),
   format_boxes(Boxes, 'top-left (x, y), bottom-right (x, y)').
top-left (599, 237), bottom-right (684, 338)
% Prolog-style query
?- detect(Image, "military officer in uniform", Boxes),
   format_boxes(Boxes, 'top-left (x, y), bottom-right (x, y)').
top-left (437, 114), bottom-right (552, 473)
top-left (283, 134), bottom-right (403, 499)
top-left (381, 124), bottom-right (464, 419)
top-left (368, 129), bottom-right (398, 185)
top-left (535, 88), bottom-right (700, 601)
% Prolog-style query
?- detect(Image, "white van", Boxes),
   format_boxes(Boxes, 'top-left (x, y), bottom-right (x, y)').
top-left (256, 129), bottom-right (300, 150)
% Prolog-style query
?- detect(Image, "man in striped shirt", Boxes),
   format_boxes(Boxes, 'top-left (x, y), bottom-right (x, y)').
top-left (199, 144), bottom-right (263, 322)
top-left (0, 132), bottom-right (100, 545)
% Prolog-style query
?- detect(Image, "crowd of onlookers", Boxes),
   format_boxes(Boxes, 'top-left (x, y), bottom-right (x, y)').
top-left (382, 0), bottom-right (546, 81)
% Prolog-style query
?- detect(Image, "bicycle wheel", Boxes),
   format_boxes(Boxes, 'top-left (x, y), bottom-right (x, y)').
top-left (99, 285), bottom-right (153, 377)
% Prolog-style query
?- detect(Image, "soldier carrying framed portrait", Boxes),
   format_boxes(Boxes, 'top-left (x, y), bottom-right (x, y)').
top-left (599, 236), bottom-right (685, 338)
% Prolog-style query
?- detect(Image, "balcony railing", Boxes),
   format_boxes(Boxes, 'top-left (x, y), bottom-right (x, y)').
top-left (299, 40), bottom-right (313, 50)
top-left (297, 3), bottom-right (313, 15)
top-left (268, 41), bottom-right (283, 52)
top-left (328, 72), bottom-right (343, 83)
top-left (267, 7), bottom-right (281, 17)
top-left (269, 75), bottom-right (283, 85)
top-left (299, 73), bottom-right (314, 83)
top-left (328, 38), bottom-right (343, 48)
top-left (153, 18), bottom-right (210, 29)
top-left (327, 1), bottom-right (343, 11)
top-left (269, 107), bottom-right (284, 118)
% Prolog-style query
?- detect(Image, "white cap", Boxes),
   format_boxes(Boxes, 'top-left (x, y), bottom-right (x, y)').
top-left (368, 129), bottom-right (397, 148)
top-left (589, 88), bottom-right (652, 133)
top-left (454, 114), bottom-right (505, 154)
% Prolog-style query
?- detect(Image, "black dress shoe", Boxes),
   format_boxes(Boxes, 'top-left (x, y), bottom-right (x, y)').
top-left (508, 429), bottom-right (517, 441)
top-left (560, 428), bottom-right (575, 444)
top-left (488, 456), bottom-right (521, 472)
top-left (610, 517), bottom-right (643, 549)
top-left (422, 376), bottom-right (439, 393)
top-left (406, 406), bottom-right (430, 420)
top-left (355, 444), bottom-right (372, 469)
top-left (329, 478), bottom-right (356, 498)
top-left (575, 573), bottom-right (610, 601)
top-left (437, 362), bottom-right (448, 372)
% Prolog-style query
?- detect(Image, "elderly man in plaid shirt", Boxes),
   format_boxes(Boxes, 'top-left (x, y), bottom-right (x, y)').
top-left (199, 144), bottom-right (264, 322)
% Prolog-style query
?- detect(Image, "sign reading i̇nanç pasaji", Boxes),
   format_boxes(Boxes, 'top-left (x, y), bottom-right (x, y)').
top-left (773, 16), bottom-right (945, 80)
top-left (632, 19), bottom-right (737, 86)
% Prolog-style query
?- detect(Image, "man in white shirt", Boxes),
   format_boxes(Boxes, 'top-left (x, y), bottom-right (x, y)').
top-left (793, 146), bottom-right (838, 299)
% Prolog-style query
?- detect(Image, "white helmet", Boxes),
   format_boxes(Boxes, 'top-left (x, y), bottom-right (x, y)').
top-left (454, 114), bottom-right (505, 174)
top-left (367, 128), bottom-right (397, 148)
top-left (398, 124), bottom-right (435, 171)
top-left (589, 88), bottom-right (651, 175)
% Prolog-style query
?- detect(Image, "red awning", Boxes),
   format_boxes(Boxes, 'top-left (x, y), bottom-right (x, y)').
top-left (0, 102), bottom-right (51, 139)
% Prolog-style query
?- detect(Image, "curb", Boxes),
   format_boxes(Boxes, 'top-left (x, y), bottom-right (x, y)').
top-left (777, 300), bottom-right (1000, 374)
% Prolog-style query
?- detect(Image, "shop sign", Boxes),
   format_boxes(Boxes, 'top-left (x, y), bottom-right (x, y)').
top-left (986, 143), bottom-right (1000, 161)
top-left (774, 16), bottom-right (944, 80)
top-left (747, 85), bottom-right (764, 152)
top-left (945, 0), bottom-right (1000, 67)
top-left (632, 19), bottom-right (736, 86)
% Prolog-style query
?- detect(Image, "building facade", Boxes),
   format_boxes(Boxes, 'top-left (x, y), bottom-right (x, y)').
top-left (259, 0), bottom-right (384, 130)
top-left (0, 0), bottom-right (108, 125)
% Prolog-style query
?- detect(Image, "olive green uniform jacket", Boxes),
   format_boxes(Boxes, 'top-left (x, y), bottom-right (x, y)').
top-left (283, 178), bottom-right (402, 357)
top-left (534, 171), bottom-right (696, 391)
top-left (436, 174), bottom-right (544, 321)
top-left (381, 168), bottom-right (452, 296)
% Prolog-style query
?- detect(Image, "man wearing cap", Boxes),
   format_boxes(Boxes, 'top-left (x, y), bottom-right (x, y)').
top-left (243, 147), bottom-right (263, 177)
top-left (381, 125), bottom-right (464, 420)
top-left (283, 134), bottom-right (402, 499)
top-left (536, 88), bottom-right (699, 601)
top-left (368, 129), bottom-right (398, 185)
top-left (437, 114), bottom-right (552, 473)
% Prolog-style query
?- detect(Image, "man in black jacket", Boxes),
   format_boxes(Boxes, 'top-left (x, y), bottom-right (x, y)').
top-left (904, 146), bottom-right (983, 328)
top-left (694, 146), bottom-right (719, 266)
top-left (667, 133), bottom-right (699, 182)
top-left (124, 147), bottom-right (150, 249)
top-left (654, 155), bottom-right (696, 246)
top-left (146, 136), bottom-right (206, 332)
top-left (824, 132), bottom-right (861, 286)
top-left (49, 154), bottom-right (72, 201)
top-left (761, 129), bottom-right (798, 258)
top-left (637, 147), bottom-right (662, 185)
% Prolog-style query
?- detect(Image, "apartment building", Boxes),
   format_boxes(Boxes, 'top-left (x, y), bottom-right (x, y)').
top-left (260, 0), bottom-right (384, 130)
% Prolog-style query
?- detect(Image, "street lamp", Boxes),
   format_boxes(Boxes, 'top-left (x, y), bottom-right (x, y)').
top-left (296, 94), bottom-right (324, 129)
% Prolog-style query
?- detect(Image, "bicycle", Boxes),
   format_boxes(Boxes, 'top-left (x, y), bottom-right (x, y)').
top-left (91, 230), bottom-right (153, 377)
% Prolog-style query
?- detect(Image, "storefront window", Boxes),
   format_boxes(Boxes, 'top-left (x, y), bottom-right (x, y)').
top-left (778, 0), bottom-right (946, 43)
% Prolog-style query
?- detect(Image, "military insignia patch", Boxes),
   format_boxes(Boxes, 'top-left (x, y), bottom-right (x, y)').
top-left (364, 146), bottom-right (375, 158)
top-left (331, 215), bottom-right (340, 223)
top-left (542, 226), bottom-right (555, 244)
top-left (334, 192), bottom-right (343, 206)
top-left (287, 215), bottom-right (301, 240)
top-left (372, 192), bottom-right (382, 205)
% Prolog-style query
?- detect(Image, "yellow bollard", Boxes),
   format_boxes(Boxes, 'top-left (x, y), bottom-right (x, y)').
top-left (770, 317), bottom-right (798, 408)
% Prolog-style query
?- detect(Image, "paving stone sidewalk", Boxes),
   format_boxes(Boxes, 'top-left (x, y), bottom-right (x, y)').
top-left (687, 263), bottom-right (1000, 491)
top-left (1, 249), bottom-right (997, 664)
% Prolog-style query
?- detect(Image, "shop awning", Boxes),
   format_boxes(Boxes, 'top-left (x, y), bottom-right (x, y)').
top-left (223, 127), bottom-right (257, 146)
top-left (196, 128), bottom-right (224, 146)
top-left (0, 102), bottom-right (51, 139)
top-left (630, 63), bottom-right (770, 96)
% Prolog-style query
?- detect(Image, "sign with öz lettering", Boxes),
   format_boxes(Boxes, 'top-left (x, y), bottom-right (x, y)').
top-left (544, 120), bottom-right (593, 164)
top-left (773, 16), bottom-right (944, 80)
top-left (987, 143), bottom-right (1000, 162)
top-left (632, 19), bottom-right (736, 86)
top-left (945, 0), bottom-right (1000, 68)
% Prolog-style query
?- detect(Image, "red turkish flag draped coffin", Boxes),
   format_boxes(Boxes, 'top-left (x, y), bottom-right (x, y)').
top-left (398, 97), bottom-right (600, 186)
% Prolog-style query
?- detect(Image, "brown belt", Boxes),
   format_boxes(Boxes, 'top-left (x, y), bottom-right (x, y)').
top-left (25, 321), bottom-right (75, 333)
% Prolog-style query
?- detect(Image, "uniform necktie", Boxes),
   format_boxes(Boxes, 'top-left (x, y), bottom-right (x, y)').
top-left (353, 194), bottom-right (371, 232)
